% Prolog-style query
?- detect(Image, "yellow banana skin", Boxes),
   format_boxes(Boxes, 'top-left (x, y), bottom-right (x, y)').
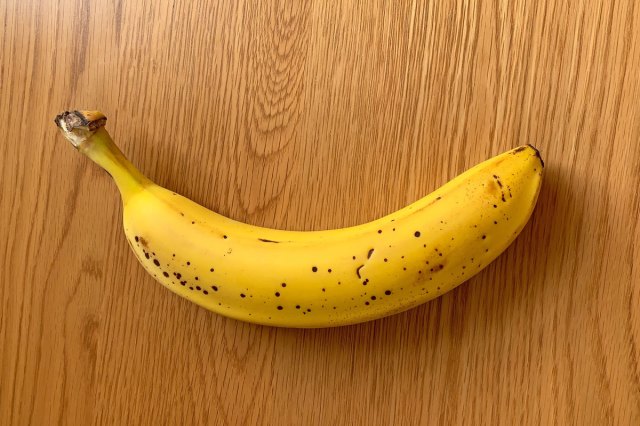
top-left (55, 110), bottom-right (543, 328)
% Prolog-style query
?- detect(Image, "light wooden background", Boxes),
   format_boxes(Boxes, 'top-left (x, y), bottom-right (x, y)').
top-left (2, 0), bottom-right (639, 424)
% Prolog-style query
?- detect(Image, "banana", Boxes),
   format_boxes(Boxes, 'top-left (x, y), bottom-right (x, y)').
top-left (55, 110), bottom-right (543, 328)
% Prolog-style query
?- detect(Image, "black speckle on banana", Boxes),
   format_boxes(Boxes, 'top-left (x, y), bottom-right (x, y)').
top-left (55, 110), bottom-right (544, 328)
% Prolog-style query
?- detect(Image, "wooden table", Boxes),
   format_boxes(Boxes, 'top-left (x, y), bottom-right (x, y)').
top-left (2, 1), bottom-right (639, 424)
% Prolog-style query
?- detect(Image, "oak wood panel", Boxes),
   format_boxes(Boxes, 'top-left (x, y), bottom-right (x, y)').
top-left (1, 0), bottom-right (639, 424)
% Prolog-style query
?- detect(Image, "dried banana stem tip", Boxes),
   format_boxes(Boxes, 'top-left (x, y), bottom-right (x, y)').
top-left (54, 110), bottom-right (107, 148)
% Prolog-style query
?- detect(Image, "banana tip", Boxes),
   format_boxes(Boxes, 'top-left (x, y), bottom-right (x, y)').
top-left (526, 144), bottom-right (544, 168)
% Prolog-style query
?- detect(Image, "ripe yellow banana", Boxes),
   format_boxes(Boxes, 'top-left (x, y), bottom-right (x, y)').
top-left (55, 110), bottom-right (543, 328)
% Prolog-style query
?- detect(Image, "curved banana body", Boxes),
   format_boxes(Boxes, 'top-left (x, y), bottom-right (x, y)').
top-left (55, 111), bottom-right (543, 328)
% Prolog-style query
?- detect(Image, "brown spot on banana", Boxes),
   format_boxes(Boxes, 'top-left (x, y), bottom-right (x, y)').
top-left (258, 238), bottom-right (280, 243)
top-left (356, 265), bottom-right (364, 279)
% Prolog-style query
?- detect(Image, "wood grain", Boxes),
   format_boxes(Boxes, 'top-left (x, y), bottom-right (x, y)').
top-left (2, 0), bottom-right (639, 424)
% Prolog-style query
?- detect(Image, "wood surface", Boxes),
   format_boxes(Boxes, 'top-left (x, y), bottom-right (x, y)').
top-left (1, 0), bottom-right (640, 424)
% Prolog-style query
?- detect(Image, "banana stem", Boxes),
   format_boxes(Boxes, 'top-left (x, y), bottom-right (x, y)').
top-left (55, 111), bottom-right (150, 202)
